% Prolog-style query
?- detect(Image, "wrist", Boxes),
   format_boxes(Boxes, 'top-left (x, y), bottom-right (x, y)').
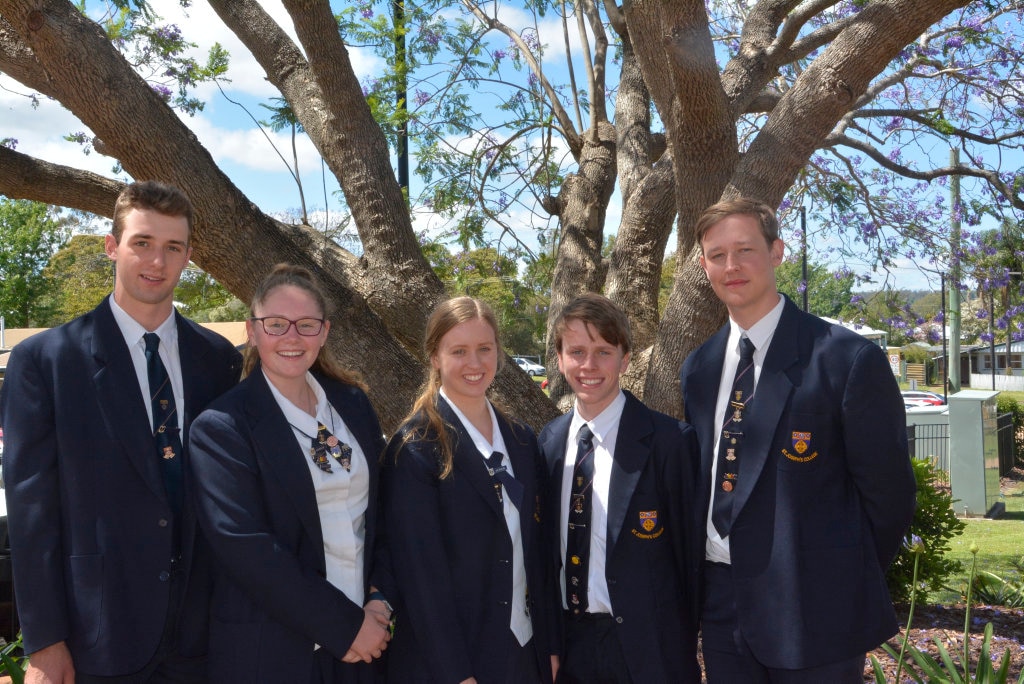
top-left (366, 591), bottom-right (393, 613)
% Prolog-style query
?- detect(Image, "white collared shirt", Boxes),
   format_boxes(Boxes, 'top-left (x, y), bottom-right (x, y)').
top-left (706, 295), bottom-right (785, 563)
top-left (109, 298), bottom-right (184, 429)
top-left (559, 390), bottom-right (626, 614)
top-left (439, 389), bottom-right (532, 646)
top-left (268, 371), bottom-right (368, 607)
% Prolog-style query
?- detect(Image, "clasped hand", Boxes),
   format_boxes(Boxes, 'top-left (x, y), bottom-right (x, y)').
top-left (341, 600), bottom-right (392, 664)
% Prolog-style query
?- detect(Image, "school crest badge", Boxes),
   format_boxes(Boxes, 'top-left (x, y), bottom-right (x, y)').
top-left (639, 510), bottom-right (657, 532)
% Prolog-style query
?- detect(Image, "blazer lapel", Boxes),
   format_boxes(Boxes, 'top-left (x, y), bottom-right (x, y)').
top-left (244, 373), bottom-right (325, 554)
top-left (684, 325), bottom-right (730, 487)
top-left (176, 313), bottom-right (211, 449)
top-left (498, 416), bottom-right (535, 548)
top-left (606, 392), bottom-right (652, 558)
top-left (730, 300), bottom-right (800, 521)
top-left (442, 401), bottom-right (504, 519)
top-left (91, 298), bottom-right (166, 501)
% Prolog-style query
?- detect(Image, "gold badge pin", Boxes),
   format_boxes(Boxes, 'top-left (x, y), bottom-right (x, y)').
top-left (722, 481), bottom-right (734, 492)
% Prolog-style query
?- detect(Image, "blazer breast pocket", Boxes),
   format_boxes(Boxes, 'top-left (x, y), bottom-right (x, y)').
top-left (776, 413), bottom-right (829, 471)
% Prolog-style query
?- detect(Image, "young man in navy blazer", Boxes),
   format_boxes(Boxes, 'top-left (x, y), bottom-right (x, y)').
top-left (539, 293), bottom-right (701, 683)
top-left (680, 197), bottom-right (916, 682)
top-left (0, 182), bottom-right (241, 683)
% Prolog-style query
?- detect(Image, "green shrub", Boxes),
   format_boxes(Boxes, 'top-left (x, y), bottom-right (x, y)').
top-left (886, 458), bottom-right (966, 604)
top-left (996, 395), bottom-right (1024, 464)
top-left (970, 570), bottom-right (1024, 607)
top-left (901, 346), bottom-right (932, 364)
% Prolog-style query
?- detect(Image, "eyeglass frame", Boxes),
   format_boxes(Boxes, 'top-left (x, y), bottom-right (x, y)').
top-left (249, 316), bottom-right (327, 337)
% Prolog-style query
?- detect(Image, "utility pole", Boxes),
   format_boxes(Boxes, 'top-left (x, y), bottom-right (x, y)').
top-left (948, 148), bottom-right (962, 393)
top-left (393, 0), bottom-right (409, 198)
top-left (801, 206), bottom-right (808, 312)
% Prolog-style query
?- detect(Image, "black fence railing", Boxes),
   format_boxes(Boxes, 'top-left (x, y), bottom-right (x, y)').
top-left (907, 413), bottom-right (1017, 478)
top-left (996, 411), bottom-right (1016, 477)
top-left (907, 422), bottom-right (950, 473)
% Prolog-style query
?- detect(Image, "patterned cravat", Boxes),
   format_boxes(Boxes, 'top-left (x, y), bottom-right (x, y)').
top-left (565, 424), bottom-right (595, 614)
top-left (143, 332), bottom-right (184, 521)
top-left (309, 423), bottom-right (352, 473)
top-left (711, 336), bottom-right (756, 537)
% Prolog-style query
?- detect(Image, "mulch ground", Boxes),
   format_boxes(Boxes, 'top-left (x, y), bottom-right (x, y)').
top-left (866, 603), bottom-right (1024, 681)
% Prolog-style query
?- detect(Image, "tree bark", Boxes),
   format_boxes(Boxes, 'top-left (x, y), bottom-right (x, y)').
top-left (543, 120), bottom-right (618, 405)
top-left (0, 0), bottom-right (425, 432)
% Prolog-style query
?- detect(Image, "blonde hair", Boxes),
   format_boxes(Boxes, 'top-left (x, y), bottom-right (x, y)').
top-left (400, 296), bottom-right (502, 479)
top-left (242, 263), bottom-right (366, 391)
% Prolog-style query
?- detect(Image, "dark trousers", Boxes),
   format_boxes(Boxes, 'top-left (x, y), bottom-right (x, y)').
top-left (308, 648), bottom-right (380, 684)
top-left (505, 635), bottom-right (543, 684)
top-left (77, 570), bottom-right (203, 684)
top-left (701, 561), bottom-right (863, 684)
top-left (557, 612), bottom-right (632, 684)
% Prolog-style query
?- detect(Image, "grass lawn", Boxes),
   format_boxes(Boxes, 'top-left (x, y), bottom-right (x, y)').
top-left (931, 478), bottom-right (1024, 604)
top-left (898, 381), bottom-right (1024, 603)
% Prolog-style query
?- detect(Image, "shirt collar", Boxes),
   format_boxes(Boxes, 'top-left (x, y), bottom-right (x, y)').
top-left (439, 388), bottom-right (506, 457)
top-left (569, 389), bottom-right (626, 445)
top-left (728, 294), bottom-right (784, 355)
top-left (109, 296), bottom-right (177, 347)
top-left (264, 370), bottom-right (323, 435)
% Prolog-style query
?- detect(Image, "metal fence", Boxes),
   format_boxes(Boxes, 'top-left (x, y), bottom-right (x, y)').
top-left (907, 422), bottom-right (949, 473)
top-left (996, 411), bottom-right (1017, 477)
top-left (907, 413), bottom-right (1017, 477)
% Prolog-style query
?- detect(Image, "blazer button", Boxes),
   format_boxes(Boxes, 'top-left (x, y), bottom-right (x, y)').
top-left (158, 518), bottom-right (169, 528)
top-left (159, 570), bottom-right (171, 582)
top-left (615, 616), bottom-right (623, 624)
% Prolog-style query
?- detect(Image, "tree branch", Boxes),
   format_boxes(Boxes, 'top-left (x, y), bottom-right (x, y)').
top-left (461, 0), bottom-right (583, 156)
top-left (825, 133), bottom-right (1024, 210)
top-left (0, 145), bottom-right (122, 216)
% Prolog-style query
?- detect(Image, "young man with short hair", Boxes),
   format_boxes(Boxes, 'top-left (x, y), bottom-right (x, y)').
top-left (540, 293), bottom-right (700, 683)
top-left (1, 181), bottom-right (242, 684)
top-left (680, 197), bottom-right (916, 682)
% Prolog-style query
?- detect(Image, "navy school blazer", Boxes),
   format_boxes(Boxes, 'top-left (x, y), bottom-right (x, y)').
top-left (538, 390), bottom-right (702, 683)
top-left (0, 296), bottom-right (241, 676)
top-left (381, 400), bottom-right (557, 684)
top-left (188, 369), bottom-right (389, 683)
top-left (680, 296), bottom-right (917, 668)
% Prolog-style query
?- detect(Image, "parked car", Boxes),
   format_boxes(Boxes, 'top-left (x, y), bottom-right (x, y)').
top-left (514, 357), bottom-right (546, 377)
top-left (900, 390), bottom-right (946, 406)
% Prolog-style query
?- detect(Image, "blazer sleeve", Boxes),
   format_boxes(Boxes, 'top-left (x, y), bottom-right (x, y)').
top-left (188, 407), bottom-right (365, 659)
top-left (0, 344), bottom-right (69, 655)
top-left (383, 431), bottom-right (474, 683)
top-left (841, 343), bottom-right (917, 568)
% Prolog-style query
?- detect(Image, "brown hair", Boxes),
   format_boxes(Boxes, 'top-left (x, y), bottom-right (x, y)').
top-left (552, 292), bottom-right (632, 355)
top-left (112, 181), bottom-right (194, 243)
top-left (400, 296), bottom-right (503, 480)
top-left (242, 263), bottom-right (366, 391)
top-left (695, 197), bottom-right (779, 252)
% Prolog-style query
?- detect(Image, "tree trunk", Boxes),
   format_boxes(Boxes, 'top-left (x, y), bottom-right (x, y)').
top-left (543, 120), bottom-right (617, 406)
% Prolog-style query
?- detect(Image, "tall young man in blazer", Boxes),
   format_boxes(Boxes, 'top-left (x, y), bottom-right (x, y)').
top-left (540, 293), bottom-right (701, 683)
top-left (0, 182), bottom-right (242, 683)
top-left (679, 198), bottom-right (916, 682)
